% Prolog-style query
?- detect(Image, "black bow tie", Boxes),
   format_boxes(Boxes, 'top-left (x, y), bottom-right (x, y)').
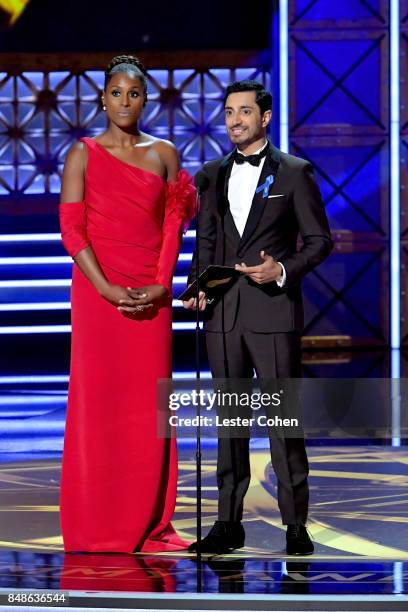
top-left (234, 145), bottom-right (268, 167)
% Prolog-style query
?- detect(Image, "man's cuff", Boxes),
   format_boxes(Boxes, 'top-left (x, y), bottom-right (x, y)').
top-left (276, 262), bottom-right (286, 288)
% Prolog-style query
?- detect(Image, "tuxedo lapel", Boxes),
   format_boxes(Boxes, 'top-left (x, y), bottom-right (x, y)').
top-left (215, 151), bottom-right (240, 243)
top-left (238, 142), bottom-right (280, 249)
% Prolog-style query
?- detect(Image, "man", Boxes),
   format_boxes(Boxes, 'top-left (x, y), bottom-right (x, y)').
top-left (183, 80), bottom-right (332, 555)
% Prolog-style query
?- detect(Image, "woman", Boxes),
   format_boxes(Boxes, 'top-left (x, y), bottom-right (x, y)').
top-left (59, 55), bottom-right (194, 553)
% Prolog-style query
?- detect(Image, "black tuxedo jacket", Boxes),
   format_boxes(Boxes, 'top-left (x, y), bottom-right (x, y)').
top-left (188, 142), bottom-right (333, 333)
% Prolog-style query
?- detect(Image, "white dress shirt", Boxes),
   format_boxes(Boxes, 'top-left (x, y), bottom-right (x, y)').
top-left (228, 142), bottom-right (286, 287)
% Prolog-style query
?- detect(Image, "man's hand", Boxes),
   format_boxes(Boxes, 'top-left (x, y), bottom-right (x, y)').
top-left (235, 250), bottom-right (282, 284)
top-left (183, 290), bottom-right (207, 311)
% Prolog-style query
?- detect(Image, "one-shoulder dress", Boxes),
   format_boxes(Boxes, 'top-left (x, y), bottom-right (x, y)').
top-left (59, 137), bottom-right (194, 553)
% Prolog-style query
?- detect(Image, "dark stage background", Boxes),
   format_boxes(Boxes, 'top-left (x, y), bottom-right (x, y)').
top-left (0, 0), bottom-right (271, 52)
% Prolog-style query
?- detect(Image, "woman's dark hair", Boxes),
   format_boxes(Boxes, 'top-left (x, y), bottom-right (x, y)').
top-left (223, 80), bottom-right (272, 115)
top-left (104, 55), bottom-right (148, 106)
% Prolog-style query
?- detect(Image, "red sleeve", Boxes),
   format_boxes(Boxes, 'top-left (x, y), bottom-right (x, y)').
top-left (155, 170), bottom-right (196, 294)
top-left (59, 201), bottom-right (90, 258)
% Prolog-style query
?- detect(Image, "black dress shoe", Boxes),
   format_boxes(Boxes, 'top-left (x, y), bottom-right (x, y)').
top-left (286, 524), bottom-right (314, 555)
top-left (188, 521), bottom-right (245, 555)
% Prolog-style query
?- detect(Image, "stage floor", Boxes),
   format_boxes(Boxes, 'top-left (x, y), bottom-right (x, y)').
top-left (0, 445), bottom-right (407, 607)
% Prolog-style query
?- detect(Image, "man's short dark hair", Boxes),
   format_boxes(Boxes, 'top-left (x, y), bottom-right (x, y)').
top-left (223, 80), bottom-right (272, 115)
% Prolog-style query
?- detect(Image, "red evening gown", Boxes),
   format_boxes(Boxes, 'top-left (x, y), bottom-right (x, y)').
top-left (59, 137), bottom-right (194, 553)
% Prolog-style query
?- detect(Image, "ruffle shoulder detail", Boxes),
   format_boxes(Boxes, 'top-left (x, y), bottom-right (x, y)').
top-left (166, 169), bottom-right (196, 232)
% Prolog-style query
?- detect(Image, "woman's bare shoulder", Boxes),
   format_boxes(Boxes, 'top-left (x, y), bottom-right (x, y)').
top-left (150, 137), bottom-right (178, 162)
top-left (65, 140), bottom-right (87, 159)
top-left (63, 141), bottom-right (88, 173)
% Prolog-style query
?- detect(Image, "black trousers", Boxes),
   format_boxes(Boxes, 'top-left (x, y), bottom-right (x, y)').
top-left (205, 310), bottom-right (309, 525)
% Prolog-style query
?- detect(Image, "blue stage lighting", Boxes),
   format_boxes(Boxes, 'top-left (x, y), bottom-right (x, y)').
top-left (279, 0), bottom-right (289, 153)
top-left (390, 0), bottom-right (400, 352)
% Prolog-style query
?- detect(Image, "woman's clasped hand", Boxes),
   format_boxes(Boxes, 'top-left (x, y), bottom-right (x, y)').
top-left (98, 282), bottom-right (167, 313)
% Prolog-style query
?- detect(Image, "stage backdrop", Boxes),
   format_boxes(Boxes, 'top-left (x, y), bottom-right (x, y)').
top-left (288, 0), bottom-right (392, 348)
